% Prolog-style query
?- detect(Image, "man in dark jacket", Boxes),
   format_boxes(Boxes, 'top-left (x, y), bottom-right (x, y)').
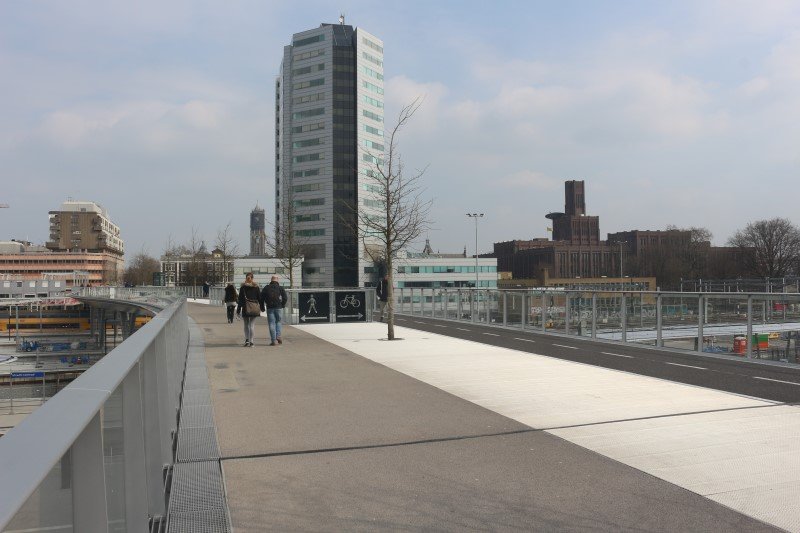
top-left (376, 275), bottom-right (390, 322)
top-left (261, 276), bottom-right (287, 346)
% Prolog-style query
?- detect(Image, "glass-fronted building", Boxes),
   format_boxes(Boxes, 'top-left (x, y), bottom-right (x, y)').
top-left (276, 21), bottom-right (385, 288)
top-left (393, 256), bottom-right (499, 289)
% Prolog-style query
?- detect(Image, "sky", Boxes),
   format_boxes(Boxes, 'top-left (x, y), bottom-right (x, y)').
top-left (1, 1), bottom-right (799, 263)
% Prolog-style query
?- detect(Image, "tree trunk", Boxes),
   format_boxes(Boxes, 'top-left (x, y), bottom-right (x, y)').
top-left (387, 262), bottom-right (395, 340)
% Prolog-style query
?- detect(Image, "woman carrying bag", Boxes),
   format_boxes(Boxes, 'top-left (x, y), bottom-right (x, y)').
top-left (236, 272), bottom-right (264, 347)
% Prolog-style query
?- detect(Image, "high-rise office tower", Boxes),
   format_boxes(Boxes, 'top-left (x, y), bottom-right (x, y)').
top-left (276, 20), bottom-right (385, 287)
top-left (250, 205), bottom-right (266, 256)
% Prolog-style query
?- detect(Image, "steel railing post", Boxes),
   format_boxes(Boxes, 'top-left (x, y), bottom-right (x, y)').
top-left (621, 293), bottom-right (627, 343)
top-left (141, 342), bottom-right (166, 518)
top-left (591, 292), bottom-right (597, 339)
top-left (72, 412), bottom-right (109, 532)
top-left (541, 292), bottom-right (547, 332)
top-left (565, 292), bottom-right (570, 336)
top-left (521, 292), bottom-right (527, 330)
top-left (471, 290), bottom-right (476, 323)
top-left (502, 291), bottom-right (508, 327)
top-left (697, 294), bottom-right (704, 353)
top-left (656, 293), bottom-right (663, 347)
top-left (457, 291), bottom-right (462, 321)
top-left (747, 295), bottom-right (753, 359)
top-left (122, 364), bottom-right (148, 529)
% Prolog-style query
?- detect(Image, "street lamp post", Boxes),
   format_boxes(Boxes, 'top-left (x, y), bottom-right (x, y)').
top-left (466, 213), bottom-right (484, 288)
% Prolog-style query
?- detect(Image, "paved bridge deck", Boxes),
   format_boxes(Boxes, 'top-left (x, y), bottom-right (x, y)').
top-left (188, 303), bottom-right (791, 532)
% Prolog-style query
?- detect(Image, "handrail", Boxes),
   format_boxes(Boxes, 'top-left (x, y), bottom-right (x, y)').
top-left (0, 291), bottom-right (188, 531)
top-left (394, 287), bottom-right (800, 363)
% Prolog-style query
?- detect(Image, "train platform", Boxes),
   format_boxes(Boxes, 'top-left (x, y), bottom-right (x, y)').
top-left (189, 303), bottom-right (795, 531)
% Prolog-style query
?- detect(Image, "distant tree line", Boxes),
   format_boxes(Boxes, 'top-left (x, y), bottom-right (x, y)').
top-left (122, 222), bottom-right (240, 287)
top-left (633, 218), bottom-right (800, 288)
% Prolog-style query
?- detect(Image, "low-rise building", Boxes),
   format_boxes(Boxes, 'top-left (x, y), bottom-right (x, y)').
top-left (499, 273), bottom-right (656, 291)
top-left (0, 273), bottom-right (74, 299)
top-left (232, 257), bottom-right (301, 288)
top-left (0, 242), bottom-right (121, 287)
top-left (393, 248), bottom-right (498, 290)
top-left (160, 248), bottom-right (235, 286)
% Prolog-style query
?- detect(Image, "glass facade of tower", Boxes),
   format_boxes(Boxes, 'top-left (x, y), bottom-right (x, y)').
top-left (276, 23), bottom-right (384, 288)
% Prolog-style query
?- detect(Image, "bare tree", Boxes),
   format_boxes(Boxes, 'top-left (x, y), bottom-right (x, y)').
top-left (728, 218), bottom-right (800, 277)
top-left (214, 221), bottom-right (240, 284)
top-left (123, 248), bottom-right (160, 286)
top-left (163, 234), bottom-right (179, 258)
top-left (186, 226), bottom-right (208, 287)
top-left (353, 98), bottom-right (432, 340)
top-left (270, 190), bottom-right (308, 288)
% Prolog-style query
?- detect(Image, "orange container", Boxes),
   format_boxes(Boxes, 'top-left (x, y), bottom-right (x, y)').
top-left (733, 336), bottom-right (747, 354)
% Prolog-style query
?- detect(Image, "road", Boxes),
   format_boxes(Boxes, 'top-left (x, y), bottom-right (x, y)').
top-left (392, 314), bottom-right (800, 403)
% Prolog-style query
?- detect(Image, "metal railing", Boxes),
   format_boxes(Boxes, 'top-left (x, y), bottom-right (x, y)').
top-left (0, 288), bottom-right (189, 532)
top-left (394, 288), bottom-right (800, 364)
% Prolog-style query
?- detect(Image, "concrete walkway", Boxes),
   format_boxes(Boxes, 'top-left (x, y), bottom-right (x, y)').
top-left (189, 304), bottom-right (780, 532)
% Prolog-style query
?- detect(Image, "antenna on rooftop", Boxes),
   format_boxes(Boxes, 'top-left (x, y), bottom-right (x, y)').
top-left (339, 13), bottom-right (345, 24)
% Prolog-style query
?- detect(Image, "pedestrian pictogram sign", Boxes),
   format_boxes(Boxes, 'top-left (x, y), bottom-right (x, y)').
top-left (298, 292), bottom-right (330, 323)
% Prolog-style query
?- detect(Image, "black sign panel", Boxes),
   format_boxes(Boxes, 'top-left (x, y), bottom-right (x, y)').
top-left (335, 291), bottom-right (367, 322)
top-left (298, 292), bottom-right (330, 323)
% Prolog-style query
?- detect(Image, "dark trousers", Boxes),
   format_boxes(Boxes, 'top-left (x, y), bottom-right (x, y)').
top-left (226, 304), bottom-right (235, 323)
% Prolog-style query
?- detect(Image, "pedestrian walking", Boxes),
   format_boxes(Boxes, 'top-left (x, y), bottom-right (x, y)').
top-left (376, 274), bottom-right (390, 321)
top-left (223, 283), bottom-right (238, 324)
top-left (261, 275), bottom-right (287, 346)
top-left (236, 273), bottom-right (263, 347)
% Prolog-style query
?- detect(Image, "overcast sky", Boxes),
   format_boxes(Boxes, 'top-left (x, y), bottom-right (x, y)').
top-left (1, 1), bottom-right (799, 261)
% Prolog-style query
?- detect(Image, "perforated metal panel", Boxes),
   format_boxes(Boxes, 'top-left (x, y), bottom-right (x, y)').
top-left (168, 510), bottom-right (230, 533)
top-left (185, 368), bottom-right (209, 380)
top-left (180, 405), bottom-right (215, 429)
top-left (182, 390), bottom-right (211, 406)
top-left (169, 462), bottom-right (225, 512)
top-left (184, 377), bottom-right (211, 390)
top-left (177, 427), bottom-right (220, 462)
top-left (168, 318), bottom-right (230, 532)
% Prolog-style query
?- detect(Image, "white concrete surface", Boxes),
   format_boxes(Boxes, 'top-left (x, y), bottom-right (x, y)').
top-left (300, 322), bottom-right (800, 531)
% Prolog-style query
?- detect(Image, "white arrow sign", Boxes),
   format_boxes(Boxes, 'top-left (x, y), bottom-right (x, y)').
top-left (337, 313), bottom-right (364, 319)
top-left (300, 315), bottom-right (329, 322)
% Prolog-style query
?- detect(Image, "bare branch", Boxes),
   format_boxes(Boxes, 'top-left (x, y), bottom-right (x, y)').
top-left (214, 221), bottom-right (239, 284)
top-left (343, 97), bottom-right (432, 340)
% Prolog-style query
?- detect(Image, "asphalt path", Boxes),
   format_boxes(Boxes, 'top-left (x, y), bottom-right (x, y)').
top-left (392, 314), bottom-right (800, 404)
